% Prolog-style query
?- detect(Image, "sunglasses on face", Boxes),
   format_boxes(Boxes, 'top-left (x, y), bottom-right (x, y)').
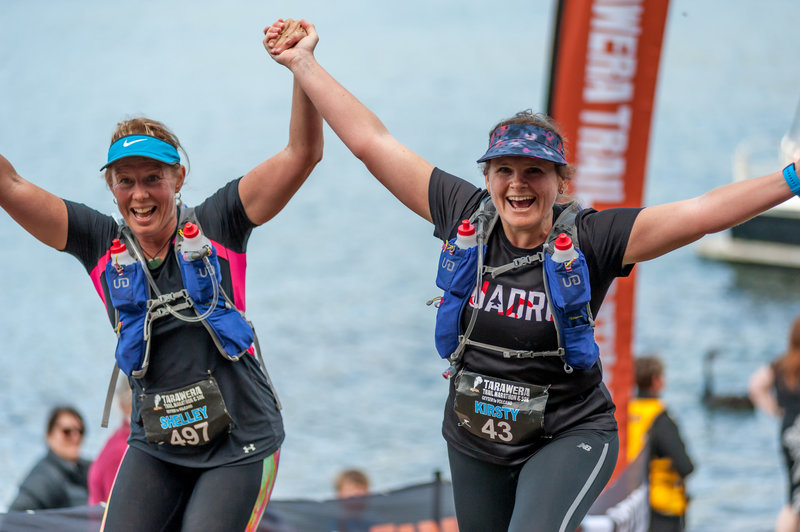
top-left (56, 425), bottom-right (84, 438)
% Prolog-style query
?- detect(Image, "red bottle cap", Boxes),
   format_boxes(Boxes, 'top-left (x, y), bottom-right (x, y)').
top-left (458, 219), bottom-right (475, 237)
top-left (183, 222), bottom-right (199, 239)
top-left (554, 233), bottom-right (573, 251)
top-left (109, 238), bottom-right (127, 254)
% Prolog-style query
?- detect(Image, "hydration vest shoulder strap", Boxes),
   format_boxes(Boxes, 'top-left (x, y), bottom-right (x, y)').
top-left (175, 205), bottom-right (198, 252)
top-left (178, 205), bottom-right (196, 227)
top-left (545, 200), bottom-right (582, 252)
top-left (448, 197), bottom-right (495, 362)
top-left (470, 196), bottom-right (499, 244)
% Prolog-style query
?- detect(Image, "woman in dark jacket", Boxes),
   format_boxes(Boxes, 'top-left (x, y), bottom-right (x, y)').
top-left (10, 406), bottom-right (91, 511)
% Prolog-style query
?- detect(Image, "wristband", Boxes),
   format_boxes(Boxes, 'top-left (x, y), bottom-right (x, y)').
top-left (784, 163), bottom-right (800, 197)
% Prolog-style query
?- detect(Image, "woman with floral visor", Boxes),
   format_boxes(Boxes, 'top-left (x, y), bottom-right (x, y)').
top-left (266, 19), bottom-right (800, 532)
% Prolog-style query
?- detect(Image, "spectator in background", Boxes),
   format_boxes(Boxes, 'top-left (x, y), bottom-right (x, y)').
top-left (335, 469), bottom-right (370, 499)
top-left (749, 316), bottom-right (800, 532)
top-left (331, 469), bottom-right (372, 532)
top-left (88, 381), bottom-right (132, 505)
top-left (9, 406), bottom-right (92, 511)
top-left (628, 355), bottom-right (694, 532)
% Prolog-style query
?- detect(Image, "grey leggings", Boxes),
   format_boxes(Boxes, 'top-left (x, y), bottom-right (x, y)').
top-left (447, 428), bottom-right (618, 532)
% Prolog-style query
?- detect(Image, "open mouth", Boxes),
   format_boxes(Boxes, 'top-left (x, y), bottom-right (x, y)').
top-left (507, 196), bottom-right (535, 209)
top-left (132, 206), bottom-right (156, 220)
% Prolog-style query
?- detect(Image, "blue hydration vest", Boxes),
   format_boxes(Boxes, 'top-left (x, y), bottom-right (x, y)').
top-left (432, 198), bottom-right (599, 375)
top-left (101, 207), bottom-right (280, 427)
top-left (105, 207), bottom-right (253, 378)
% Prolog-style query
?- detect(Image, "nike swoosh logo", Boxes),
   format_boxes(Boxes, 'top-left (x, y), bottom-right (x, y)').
top-left (122, 138), bottom-right (147, 147)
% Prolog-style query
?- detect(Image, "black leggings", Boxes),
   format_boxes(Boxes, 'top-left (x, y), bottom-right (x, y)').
top-left (448, 429), bottom-right (618, 532)
top-left (101, 446), bottom-right (279, 532)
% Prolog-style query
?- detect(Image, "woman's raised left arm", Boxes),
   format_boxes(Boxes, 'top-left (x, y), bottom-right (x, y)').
top-left (623, 163), bottom-right (796, 264)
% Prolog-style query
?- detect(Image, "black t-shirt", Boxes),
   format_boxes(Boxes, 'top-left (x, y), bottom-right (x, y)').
top-left (63, 178), bottom-right (284, 467)
top-left (429, 168), bottom-right (641, 465)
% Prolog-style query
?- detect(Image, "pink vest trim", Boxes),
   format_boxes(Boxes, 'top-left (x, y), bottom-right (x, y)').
top-left (90, 252), bottom-right (112, 306)
top-left (209, 238), bottom-right (247, 312)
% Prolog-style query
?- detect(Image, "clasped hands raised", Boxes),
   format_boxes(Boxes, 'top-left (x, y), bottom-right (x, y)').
top-left (263, 18), bottom-right (317, 62)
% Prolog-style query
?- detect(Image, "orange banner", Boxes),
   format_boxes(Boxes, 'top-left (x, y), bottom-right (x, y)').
top-left (546, 0), bottom-right (670, 475)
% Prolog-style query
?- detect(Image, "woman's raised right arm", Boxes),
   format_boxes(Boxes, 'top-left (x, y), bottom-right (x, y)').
top-left (265, 20), bottom-right (434, 222)
top-left (0, 154), bottom-right (68, 250)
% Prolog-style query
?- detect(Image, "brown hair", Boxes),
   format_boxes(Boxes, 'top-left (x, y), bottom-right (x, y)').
top-left (634, 355), bottom-right (663, 394)
top-left (334, 469), bottom-right (370, 494)
top-left (481, 110), bottom-right (575, 182)
top-left (103, 116), bottom-right (187, 186)
top-left (776, 316), bottom-right (800, 389)
top-left (46, 405), bottom-right (85, 437)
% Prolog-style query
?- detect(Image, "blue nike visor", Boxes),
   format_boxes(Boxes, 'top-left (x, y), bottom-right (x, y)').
top-left (101, 135), bottom-right (180, 170)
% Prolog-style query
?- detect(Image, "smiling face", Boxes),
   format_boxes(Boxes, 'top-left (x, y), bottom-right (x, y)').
top-left (484, 156), bottom-right (565, 248)
top-left (109, 157), bottom-right (185, 247)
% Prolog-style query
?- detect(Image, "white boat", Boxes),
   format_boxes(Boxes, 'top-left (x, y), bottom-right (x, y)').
top-left (697, 100), bottom-right (800, 267)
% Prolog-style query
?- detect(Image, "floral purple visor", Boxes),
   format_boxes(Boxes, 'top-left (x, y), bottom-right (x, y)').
top-left (476, 124), bottom-right (567, 165)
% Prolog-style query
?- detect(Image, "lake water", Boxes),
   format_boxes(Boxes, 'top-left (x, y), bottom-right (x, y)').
top-left (1, 1), bottom-right (799, 530)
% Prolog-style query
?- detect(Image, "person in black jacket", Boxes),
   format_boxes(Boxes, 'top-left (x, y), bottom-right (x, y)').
top-left (629, 356), bottom-right (695, 532)
top-left (9, 406), bottom-right (92, 511)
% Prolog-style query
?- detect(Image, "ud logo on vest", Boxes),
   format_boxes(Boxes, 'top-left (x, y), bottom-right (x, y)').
top-left (440, 256), bottom-right (455, 272)
top-left (439, 240), bottom-right (458, 272)
top-left (112, 276), bottom-right (130, 289)
top-left (560, 274), bottom-right (581, 288)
